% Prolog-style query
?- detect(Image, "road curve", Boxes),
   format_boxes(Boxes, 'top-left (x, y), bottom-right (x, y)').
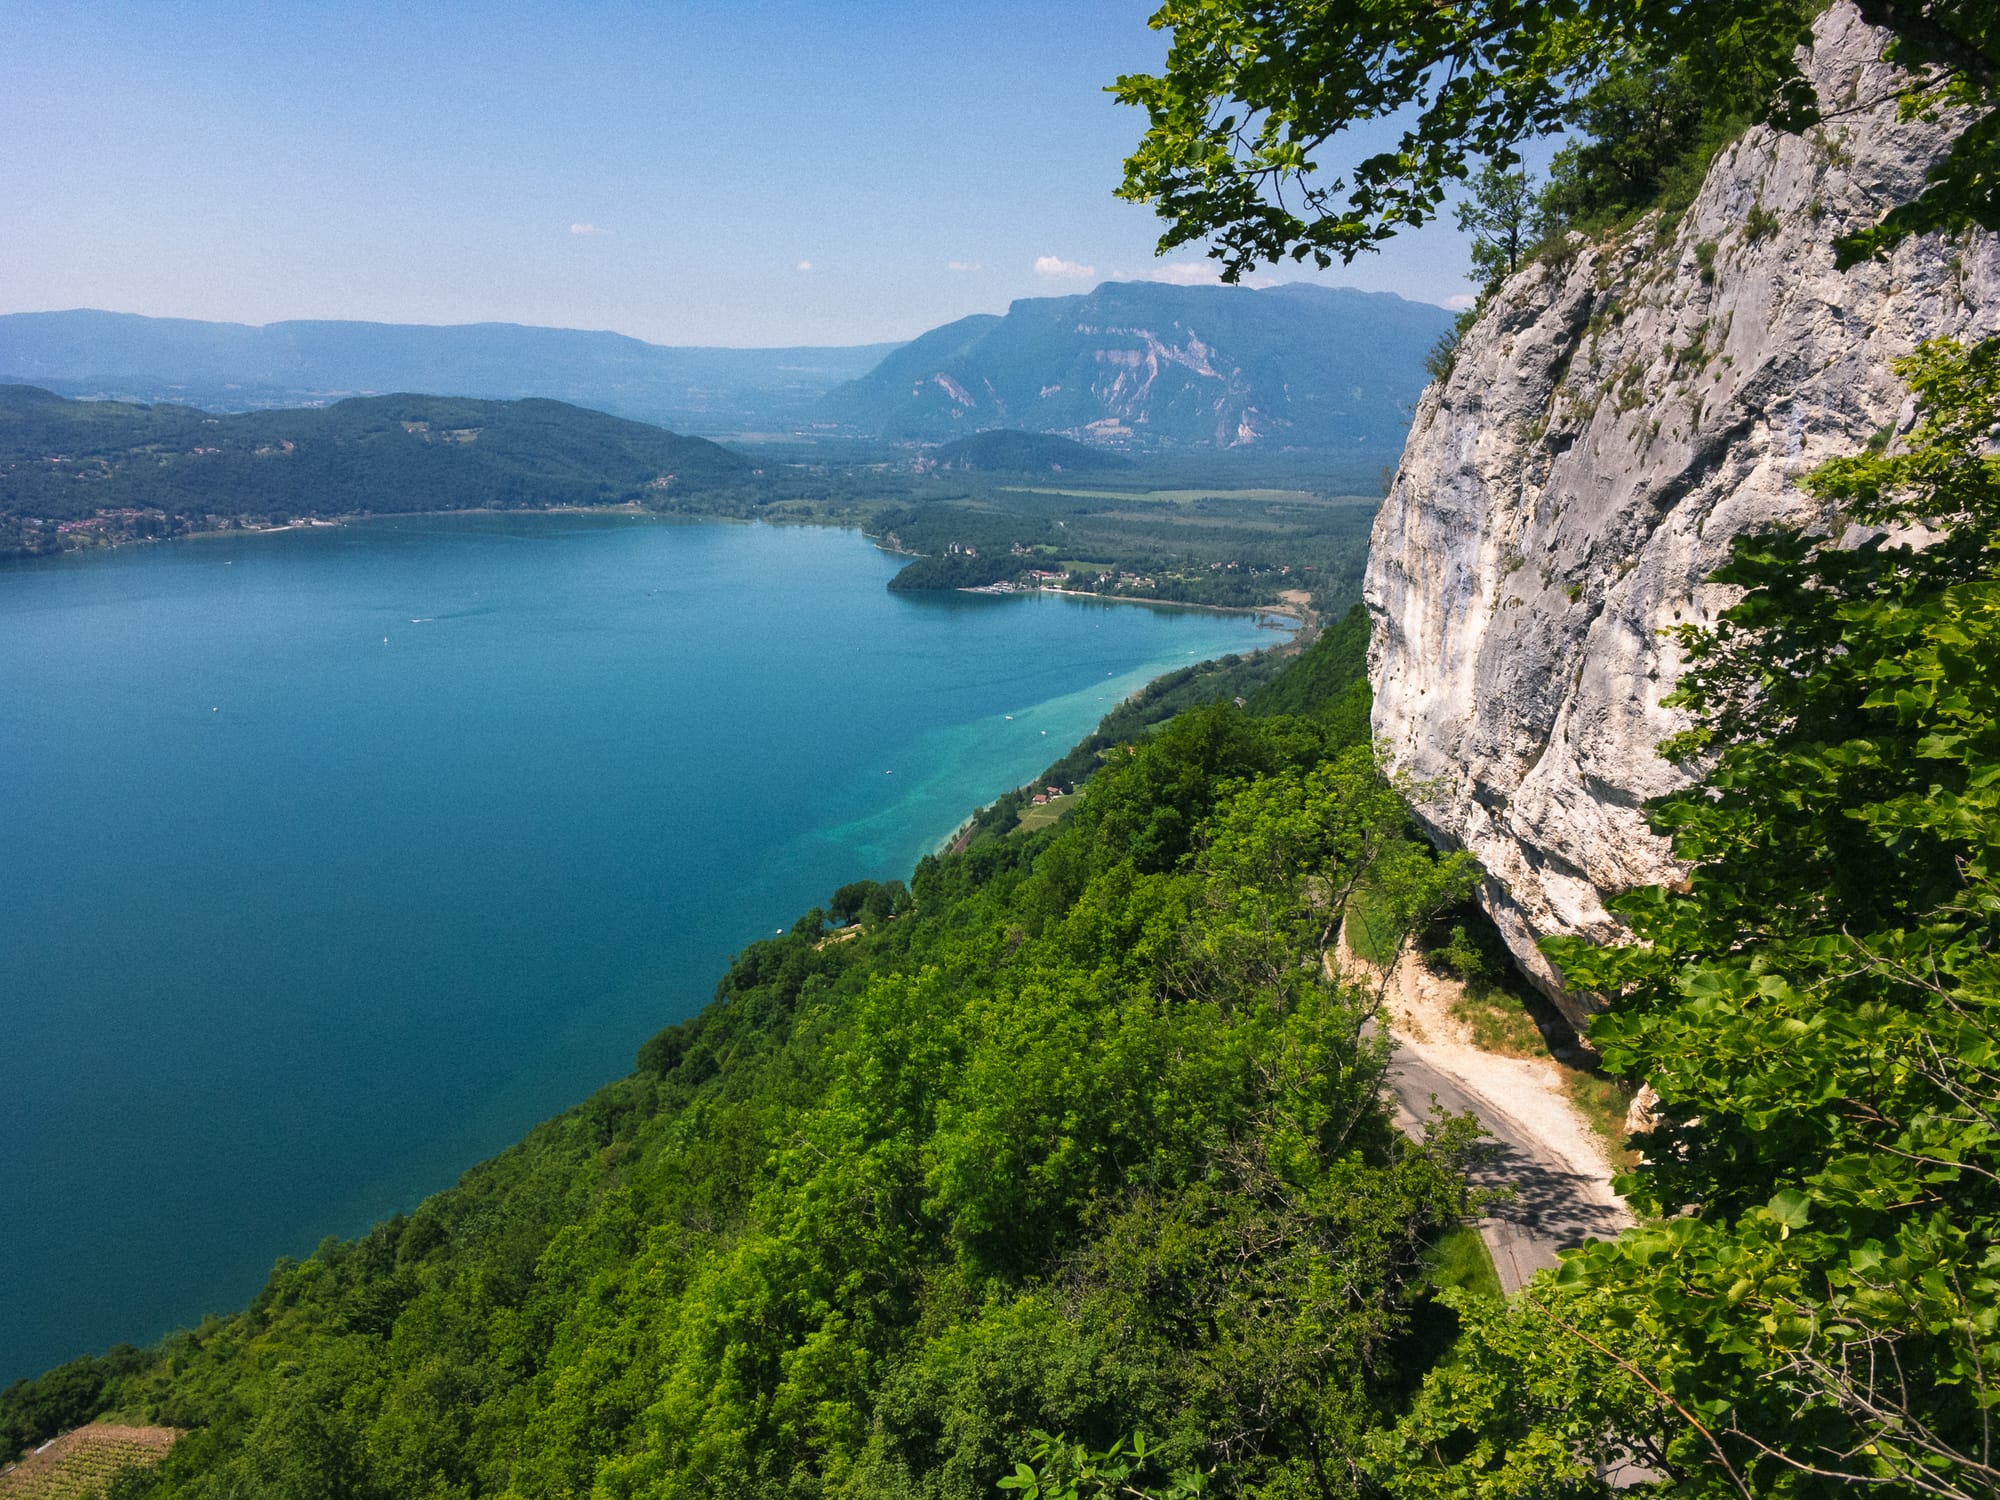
top-left (1386, 1044), bottom-right (1630, 1295)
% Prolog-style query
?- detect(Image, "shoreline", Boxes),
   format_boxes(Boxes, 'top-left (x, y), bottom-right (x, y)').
top-left (23, 500), bottom-right (1321, 875)
top-left (10, 501), bottom-right (669, 563)
top-left (7, 497), bottom-right (1327, 1383)
top-left (21, 507), bottom-right (1313, 650)
top-left (955, 582), bottom-right (1314, 630)
top-left (920, 592), bottom-right (1316, 862)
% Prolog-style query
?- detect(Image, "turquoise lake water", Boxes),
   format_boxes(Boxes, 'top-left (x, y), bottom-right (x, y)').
top-left (0, 513), bottom-right (1276, 1383)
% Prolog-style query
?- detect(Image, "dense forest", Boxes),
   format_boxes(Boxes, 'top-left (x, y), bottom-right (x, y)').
top-left (0, 386), bottom-right (758, 557)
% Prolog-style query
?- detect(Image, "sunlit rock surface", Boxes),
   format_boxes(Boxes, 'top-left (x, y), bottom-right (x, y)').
top-left (1365, 2), bottom-right (1999, 1024)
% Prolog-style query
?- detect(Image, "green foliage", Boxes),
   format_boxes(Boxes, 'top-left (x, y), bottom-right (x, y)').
top-left (827, 879), bottom-right (910, 928)
top-left (965, 611), bottom-right (1372, 848)
top-left (1454, 163), bottom-right (1538, 286)
top-left (1421, 1226), bottom-right (1504, 1305)
top-left (1114, 0), bottom-right (1992, 278)
top-left (997, 1431), bottom-right (1204, 1499)
top-left (1378, 338), bottom-right (2000, 1496)
top-left (1531, 50), bottom-right (1752, 238)
top-left (1423, 925), bottom-right (1493, 993)
top-left (0, 1348), bottom-right (155, 1464)
top-left (887, 548), bottom-right (1025, 592)
top-left (1245, 603), bottom-right (1370, 723)
top-left (1113, 0), bottom-right (1819, 277)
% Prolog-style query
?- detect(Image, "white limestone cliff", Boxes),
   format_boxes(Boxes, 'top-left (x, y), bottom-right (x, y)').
top-left (1365, 2), bottom-right (1999, 1025)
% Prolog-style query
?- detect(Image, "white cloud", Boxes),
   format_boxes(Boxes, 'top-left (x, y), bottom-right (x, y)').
top-left (1033, 255), bottom-right (1096, 281)
top-left (1443, 293), bottom-right (1478, 311)
top-left (568, 222), bottom-right (605, 235)
top-left (796, 260), bottom-right (814, 272)
top-left (947, 260), bottom-right (984, 273)
top-left (1141, 260), bottom-right (1221, 286)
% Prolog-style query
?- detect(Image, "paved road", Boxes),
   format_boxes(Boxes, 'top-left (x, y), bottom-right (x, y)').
top-left (1387, 1046), bottom-right (1630, 1295)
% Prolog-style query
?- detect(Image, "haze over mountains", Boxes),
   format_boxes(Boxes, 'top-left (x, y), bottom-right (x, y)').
top-left (0, 310), bottom-right (896, 433)
top-left (1, 282), bottom-right (1452, 452)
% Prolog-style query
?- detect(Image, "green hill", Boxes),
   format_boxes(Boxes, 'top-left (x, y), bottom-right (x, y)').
top-left (1247, 602), bottom-right (1373, 744)
top-left (925, 429), bottom-right (1134, 474)
top-left (0, 386), bottom-right (756, 554)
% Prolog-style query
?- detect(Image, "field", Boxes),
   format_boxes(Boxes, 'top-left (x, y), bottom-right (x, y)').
top-left (1012, 797), bottom-right (1073, 833)
top-left (0, 1426), bottom-right (178, 1500)
top-left (998, 485), bottom-right (1374, 507)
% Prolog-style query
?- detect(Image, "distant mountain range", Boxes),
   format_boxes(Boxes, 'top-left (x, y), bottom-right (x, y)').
top-left (1, 283), bottom-right (1454, 452)
top-left (823, 282), bottom-right (1453, 450)
top-left (0, 311), bottom-right (896, 431)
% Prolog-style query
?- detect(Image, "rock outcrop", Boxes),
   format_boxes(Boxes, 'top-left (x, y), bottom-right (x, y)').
top-left (1365, 2), bottom-right (1999, 1025)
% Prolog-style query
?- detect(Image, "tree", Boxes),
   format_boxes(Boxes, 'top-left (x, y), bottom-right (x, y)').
top-left (1453, 162), bottom-right (1537, 285)
top-left (1112, 0), bottom-right (1996, 278)
top-left (1375, 338), bottom-right (2000, 1497)
top-left (998, 1431), bottom-right (1205, 1499)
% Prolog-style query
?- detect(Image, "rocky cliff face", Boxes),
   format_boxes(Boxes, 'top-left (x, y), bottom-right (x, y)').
top-left (1365, 2), bottom-right (2000, 1024)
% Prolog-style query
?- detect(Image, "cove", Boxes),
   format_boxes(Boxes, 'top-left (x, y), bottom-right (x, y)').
top-left (0, 512), bottom-right (1276, 1383)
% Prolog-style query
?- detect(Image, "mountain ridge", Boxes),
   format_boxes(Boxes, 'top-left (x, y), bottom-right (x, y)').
top-left (825, 280), bottom-right (1452, 451)
top-left (2, 286), bottom-right (1454, 453)
top-left (0, 385), bottom-right (755, 554)
top-left (0, 309), bottom-right (901, 432)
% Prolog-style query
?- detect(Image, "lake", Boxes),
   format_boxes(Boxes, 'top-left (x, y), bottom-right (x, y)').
top-left (0, 513), bottom-right (1277, 1384)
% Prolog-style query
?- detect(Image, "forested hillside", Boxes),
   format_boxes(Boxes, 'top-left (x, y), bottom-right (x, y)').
top-left (923, 429), bottom-right (1134, 475)
top-left (0, 386), bottom-right (755, 556)
top-left (0, 630), bottom-right (1490, 1499)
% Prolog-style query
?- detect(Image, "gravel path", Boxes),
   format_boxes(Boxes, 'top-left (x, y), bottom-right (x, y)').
top-left (1335, 933), bottom-right (1631, 1295)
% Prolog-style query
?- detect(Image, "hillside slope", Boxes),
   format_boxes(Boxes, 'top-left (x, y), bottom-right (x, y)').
top-left (0, 386), bottom-right (754, 550)
top-left (1365, 2), bottom-right (2000, 1020)
top-left (827, 281), bottom-right (1451, 450)
top-left (923, 428), bottom-right (1133, 474)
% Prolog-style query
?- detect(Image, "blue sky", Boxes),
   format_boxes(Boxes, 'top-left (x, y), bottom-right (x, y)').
top-left (2, 1), bottom-right (1488, 346)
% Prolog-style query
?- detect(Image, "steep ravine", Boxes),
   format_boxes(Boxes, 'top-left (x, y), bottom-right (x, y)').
top-left (1366, 1), bottom-right (2000, 1024)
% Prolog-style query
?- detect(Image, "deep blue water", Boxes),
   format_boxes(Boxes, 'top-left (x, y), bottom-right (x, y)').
top-left (0, 513), bottom-right (1275, 1383)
